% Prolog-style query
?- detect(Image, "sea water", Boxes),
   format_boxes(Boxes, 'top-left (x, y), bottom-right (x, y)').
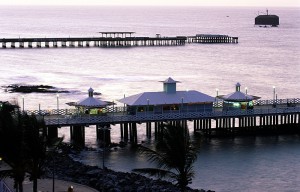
top-left (0, 6), bottom-right (300, 191)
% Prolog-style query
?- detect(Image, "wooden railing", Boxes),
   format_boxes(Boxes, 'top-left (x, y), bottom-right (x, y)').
top-left (213, 98), bottom-right (300, 108)
top-left (253, 98), bottom-right (300, 106)
top-left (44, 106), bottom-right (300, 126)
top-left (25, 98), bottom-right (300, 117)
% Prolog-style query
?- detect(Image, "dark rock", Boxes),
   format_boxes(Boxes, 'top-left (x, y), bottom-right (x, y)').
top-left (43, 143), bottom-right (209, 192)
top-left (3, 84), bottom-right (70, 93)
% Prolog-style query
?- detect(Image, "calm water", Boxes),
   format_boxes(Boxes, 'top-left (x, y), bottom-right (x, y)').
top-left (0, 6), bottom-right (300, 191)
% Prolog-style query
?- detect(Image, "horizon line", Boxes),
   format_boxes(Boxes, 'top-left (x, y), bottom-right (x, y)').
top-left (0, 4), bottom-right (299, 8)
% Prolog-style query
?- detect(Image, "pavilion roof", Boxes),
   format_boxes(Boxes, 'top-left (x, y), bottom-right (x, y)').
top-left (71, 87), bottom-right (108, 108)
top-left (118, 90), bottom-right (215, 106)
top-left (219, 92), bottom-right (260, 102)
top-left (159, 77), bottom-right (180, 84)
top-left (218, 82), bottom-right (261, 102)
top-left (76, 97), bottom-right (107, 108)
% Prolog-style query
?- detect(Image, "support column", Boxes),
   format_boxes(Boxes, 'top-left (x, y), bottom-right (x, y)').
top-left (123, 123), bottom-right (128, 142)
top-left (72, 125), bottom-right (85, 146)
top-left (70, 41), bottom-right (75, 47)
top-left (155, 122), bottom-right (159, 138)
top-left (53, 41), bottom-right (58, 47)
top-left (146, 122), bottom-right (152, 138)
top-left (96, 124), bottom-right (111, 146)
top-left (19, 42), bottom-right (24, 48)
top-left (62, 41), bottom-right (66, 47)
top-left (45, 41), bottom-right (50, 48)
top-left (47, 127), bottom-right (58, 140)
top-left (120, 124), bottom-right (124, 139)
top-left (28, 42), bottom-right (32, 48)
top-left (70, 126), bottom-right (74, 139)
top-left (129, 123), bottom-right (137, 144)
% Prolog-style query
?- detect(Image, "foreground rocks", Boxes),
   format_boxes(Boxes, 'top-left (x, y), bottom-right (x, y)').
top-left (44, 144), bottom-right (214, 192)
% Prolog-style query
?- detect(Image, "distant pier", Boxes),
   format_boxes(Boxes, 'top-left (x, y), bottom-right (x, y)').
top-left (0, 32), bottom-right (238, 49)
top-left (187, 34), bottom-right (238, 44)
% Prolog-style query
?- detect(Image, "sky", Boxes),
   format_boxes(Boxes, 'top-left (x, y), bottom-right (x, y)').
top-left (0, 0), bottom-right (299, 7)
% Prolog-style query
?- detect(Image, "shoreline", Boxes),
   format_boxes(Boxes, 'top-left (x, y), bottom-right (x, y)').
top-left (44, 143), bottom-right (213, 192)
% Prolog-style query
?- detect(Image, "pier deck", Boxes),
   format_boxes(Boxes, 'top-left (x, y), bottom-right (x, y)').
top-left (24, 98), bottom-right (300, 145)
top-left (43, 105), bottom-right (300, 126)
top-left (0, 33), bottom-right (238, 49)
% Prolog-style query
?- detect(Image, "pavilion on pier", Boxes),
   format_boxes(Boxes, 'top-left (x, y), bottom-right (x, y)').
top-left (218, 83), bottom-right (260, 110)
top-left (118, 77), bottom-right (215, 115)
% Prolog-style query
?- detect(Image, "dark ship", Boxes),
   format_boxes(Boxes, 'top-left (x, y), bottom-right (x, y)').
top-left (255, 9), bottom-right (279, 27)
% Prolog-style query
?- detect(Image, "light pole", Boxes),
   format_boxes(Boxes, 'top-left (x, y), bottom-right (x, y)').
top-left (112, 100), bottom-right (115, 117)
top-left (215, 88), bottom-right (219, 106)
top-left (52, 155), bottom-right (55, 192)
top-left (56, 94), bottom-right (59, 115)
top-left (273, 86), bottom-right (276, 100)
top-left (22, 96), bottom-right (25, 113)
top-left (123, 94), bottom-right (126, 115)
top-left (102, 126), bottom-right (111, 169)
top-left (245, 87), bottom-right (248, 95)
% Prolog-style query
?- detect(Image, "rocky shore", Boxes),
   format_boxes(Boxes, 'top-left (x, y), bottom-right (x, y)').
top-left (2, 84), bottom-right (70, 93)
top-left (44, 144), bottom-right (214, 192)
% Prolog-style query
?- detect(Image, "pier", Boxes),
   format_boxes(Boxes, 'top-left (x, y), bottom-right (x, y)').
top-left (187, 34), bottom-right (238, 44)
top-left (0, 32), bottom-right (238, 49)
top-left (9, 79), bottom-right (299, 146)
top-left (25, 98), bottom-right (300, 145)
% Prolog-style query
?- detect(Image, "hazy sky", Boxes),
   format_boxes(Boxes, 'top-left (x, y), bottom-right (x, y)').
top-left (1, 0), bottom-right (300, 7)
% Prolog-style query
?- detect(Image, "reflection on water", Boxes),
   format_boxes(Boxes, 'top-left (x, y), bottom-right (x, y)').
top-left (66, 126), bottom-right (300, 191)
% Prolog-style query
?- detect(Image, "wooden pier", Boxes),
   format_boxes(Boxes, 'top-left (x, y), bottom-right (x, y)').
top-left (0, 32), bottom-right (238, 49)
top-left (187, 34), bottom-right (238, 44)
top-left (26, 98), bottom-right (300, 146)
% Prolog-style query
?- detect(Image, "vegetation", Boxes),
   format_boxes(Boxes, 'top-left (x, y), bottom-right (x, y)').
top-left (0, 101), bottom-right (51, 192)
top-left (132, 122), bottom-right (200, 191)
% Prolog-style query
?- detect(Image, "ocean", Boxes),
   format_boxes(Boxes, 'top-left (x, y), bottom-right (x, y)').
top-left (0, 6), bottom-right (300, 191)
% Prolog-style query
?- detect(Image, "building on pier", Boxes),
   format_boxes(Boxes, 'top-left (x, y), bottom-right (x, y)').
top-left (118, 77), bottom-right (215, 115)
top-left (218, 83), bottom-right (260, 110)
top-left (98, 32), bottom-right (135, 38)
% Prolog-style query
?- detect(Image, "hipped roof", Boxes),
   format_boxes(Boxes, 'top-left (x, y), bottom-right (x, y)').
top-left (219, 92), bottom-right (260, 102)
top-left (73, 87), bottom-right (107, 108)
top-left (118, 90), bottom-right (215, 106)
top-left (218, 82), bottom-right (261, 102)
top-left (76, 97), bottom-right (107, 108)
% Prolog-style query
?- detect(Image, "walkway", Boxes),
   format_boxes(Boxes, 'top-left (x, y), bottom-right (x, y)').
top-left (3, 178), bottom-right (99, 192)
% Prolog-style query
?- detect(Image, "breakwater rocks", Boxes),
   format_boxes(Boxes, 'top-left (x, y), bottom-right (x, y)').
top-left (44, 144), bottom-right (214, 192)
top-left (3, 84), bottom-right (70, 93)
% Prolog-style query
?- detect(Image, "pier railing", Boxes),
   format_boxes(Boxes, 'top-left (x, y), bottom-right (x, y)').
top-left (0, 180), bottom-right (13, 192)
top-left (24, 98), bottom-right (300, 117)
top-left (213, 98), bottom-right (300, 108)
top-left (43, 106), bottom-right (300, 126)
